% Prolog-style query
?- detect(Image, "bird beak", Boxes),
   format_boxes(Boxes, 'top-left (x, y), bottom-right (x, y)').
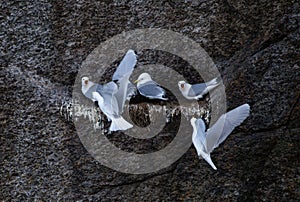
top-left (134, 79), bottom-right (139, 84)
top-left (84, 80), bottom-right (88, 85)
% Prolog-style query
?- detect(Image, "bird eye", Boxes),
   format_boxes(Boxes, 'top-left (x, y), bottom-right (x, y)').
top-left (181, 84), bottom-right (184, 88)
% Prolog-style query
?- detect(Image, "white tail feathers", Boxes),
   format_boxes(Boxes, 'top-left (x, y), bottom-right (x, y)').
top-left (109, 116), bottom-right (133, 131)
top-left (204, 77), bottom-right (220, 93)
top-left (206, 77), bottom-right (220, 89)
top-left (203, 154), bottom-right (217, 170)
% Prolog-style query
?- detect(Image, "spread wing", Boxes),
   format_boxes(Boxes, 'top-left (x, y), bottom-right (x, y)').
top-left (112, 50), bottom-right (137, 81)
top-left (192, 119), bottom-right (208, 153)
top-left (114, 72), bottom-right (132, 114)
top-left (111, 50), bottom-right (137, 114)
top-left (206, 104), bottom-right (250, 153)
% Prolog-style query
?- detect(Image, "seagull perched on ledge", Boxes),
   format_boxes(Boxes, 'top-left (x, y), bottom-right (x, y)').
top-left (81, 49), bottom-right (137, 131)
top-left (134, 73), bottom-right (168, 100)
top-left (178, 77), bottom-right (220, 100)
top-left (191, 104), bottom-right (250, 170)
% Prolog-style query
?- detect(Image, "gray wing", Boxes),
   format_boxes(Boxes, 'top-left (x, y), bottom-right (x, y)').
top-left (84, 84), bottom-right (101, 100)
top-left (138, 81), bottom-right (166, 98)
top-left (188, 83), bottom-right (207, 97)
top-left (112, 50), bottom-right (137, 81)
top-left (193, 119), bottom-right (208, 152)
top-left (206, 104), bottom-right (250, 153)
top-left (98, 82), bottom-right (117, 96)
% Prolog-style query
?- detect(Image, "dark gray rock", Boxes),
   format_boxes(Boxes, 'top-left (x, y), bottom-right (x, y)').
top-left (1, 0), bottom-right (299, 201)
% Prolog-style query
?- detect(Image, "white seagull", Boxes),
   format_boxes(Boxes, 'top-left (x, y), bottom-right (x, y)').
top-left (190, 104), bottom-right (250, 170)
top-left (81, 49), bottom-right (137, 131)
top-left (134, 73), bottom-right (168, 100)
top-left (178, 77), bottom-right (220, 100)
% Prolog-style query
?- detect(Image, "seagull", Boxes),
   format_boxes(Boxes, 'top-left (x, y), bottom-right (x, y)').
top-left (190, 104), bottom-right (250, 170)
top-left (134, 73), bottom-right (168, 100)
top-left (81, 49), bottom-right (137, 131)
top-left (178, 77), bottom-right (220, 100)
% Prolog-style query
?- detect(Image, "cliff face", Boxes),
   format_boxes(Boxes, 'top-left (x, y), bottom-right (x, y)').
top-left (1, 1), bottom-right (299, 201)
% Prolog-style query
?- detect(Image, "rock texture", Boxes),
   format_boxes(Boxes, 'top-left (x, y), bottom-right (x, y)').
top-left (1, 0), bottom-right (299, 201)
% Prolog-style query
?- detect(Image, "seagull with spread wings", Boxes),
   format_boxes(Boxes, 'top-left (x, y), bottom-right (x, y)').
top-left (81, 50), bottom-right (137, 131)
top-left (190, 104), bottom-right (250, 170)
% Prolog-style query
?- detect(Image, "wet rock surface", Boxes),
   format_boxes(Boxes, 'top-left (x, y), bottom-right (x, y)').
top-left (1, 0), bottom-right (299, 201)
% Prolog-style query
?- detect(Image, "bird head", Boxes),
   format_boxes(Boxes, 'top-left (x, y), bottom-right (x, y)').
top-left (82, 77), bottom-right (89, 86)
top-left (178, 81), bottom-right (186, 90)
top-left (134, 73), bottom-right (152, 85)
